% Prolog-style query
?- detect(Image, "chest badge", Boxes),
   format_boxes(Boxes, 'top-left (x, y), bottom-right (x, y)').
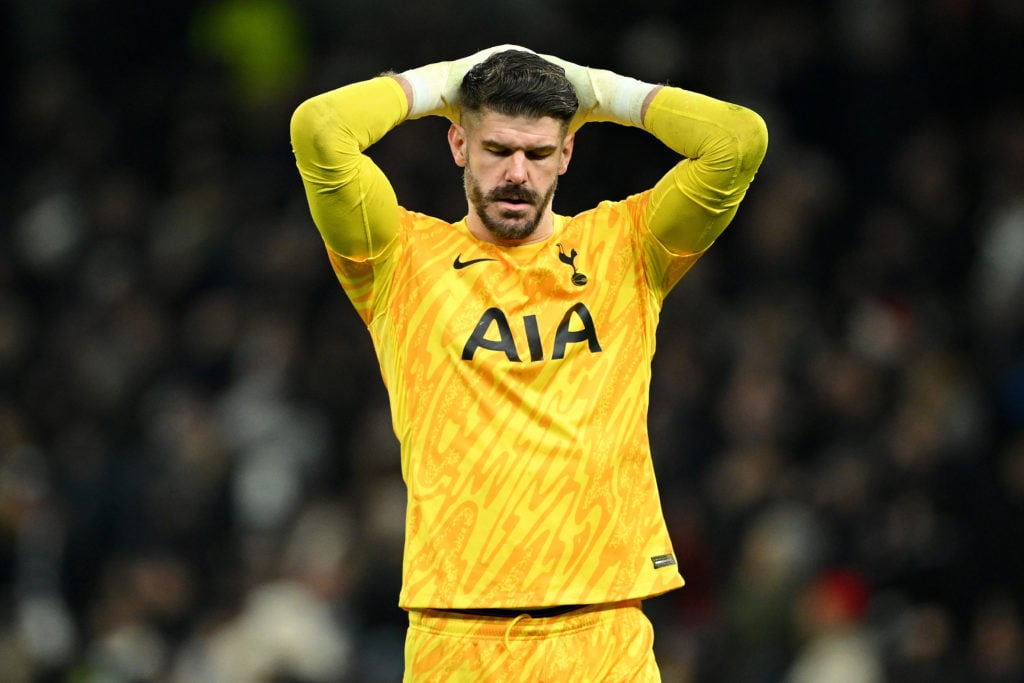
top-left (557, 243), bottom-right (588, 287)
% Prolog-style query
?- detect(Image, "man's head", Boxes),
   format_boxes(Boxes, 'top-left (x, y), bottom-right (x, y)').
top-left (449, 50), bottom-right (579, 244)
top-left (458, 50), bottom-right (579, 131)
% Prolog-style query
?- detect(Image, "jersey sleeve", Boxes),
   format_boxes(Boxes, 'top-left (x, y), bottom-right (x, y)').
top-left (640, 86), bottom-right (769, 254)
top-left (290, 76), bottom-right (409, 259)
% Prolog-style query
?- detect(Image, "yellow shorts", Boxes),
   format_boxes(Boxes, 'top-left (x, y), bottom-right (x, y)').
top-left (404, 600), bottom-right (661, 682)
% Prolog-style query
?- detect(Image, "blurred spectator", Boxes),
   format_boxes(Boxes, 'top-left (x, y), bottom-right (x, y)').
top-left (783, 569), bottom-right (883, 683)
top-left (969, 593), bottom-right (1024, 683)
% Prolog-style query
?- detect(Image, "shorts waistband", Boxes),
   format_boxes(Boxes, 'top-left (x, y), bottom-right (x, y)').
top-left (409, 600), bottom-right (643, 639)
top-left (438, 604), bottom-right (586, 619)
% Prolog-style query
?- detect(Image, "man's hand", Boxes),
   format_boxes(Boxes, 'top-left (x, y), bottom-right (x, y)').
top-left (539, 54), bottom-right (657, 130)
top-left (398, 45), bottom-right (534, 120)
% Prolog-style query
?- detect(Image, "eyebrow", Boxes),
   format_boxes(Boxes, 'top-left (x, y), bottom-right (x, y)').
top-left (481, 138), bottom-right (559, 155)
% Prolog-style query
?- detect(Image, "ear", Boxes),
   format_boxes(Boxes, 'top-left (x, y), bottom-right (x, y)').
top-left (558, 131), bottom-right (575, 175)
top-left (448, 123), bottom-right (467, 168)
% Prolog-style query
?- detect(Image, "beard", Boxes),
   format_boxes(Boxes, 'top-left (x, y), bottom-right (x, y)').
top-left (465, 168), bottom-right (557, 242)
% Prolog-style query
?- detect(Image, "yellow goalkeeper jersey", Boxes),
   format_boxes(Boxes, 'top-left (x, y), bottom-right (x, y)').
top-left (291, 75), bottom-right (767, 609)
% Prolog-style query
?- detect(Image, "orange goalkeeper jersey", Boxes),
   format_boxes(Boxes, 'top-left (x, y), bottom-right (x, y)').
top-left (328, 197), bottom-right (701, 608)
top-left (291, 74), bottom-right (767, 609)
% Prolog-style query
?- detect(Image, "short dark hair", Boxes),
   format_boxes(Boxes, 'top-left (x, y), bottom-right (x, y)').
top-left (458, 50), bottom-right (578, 127)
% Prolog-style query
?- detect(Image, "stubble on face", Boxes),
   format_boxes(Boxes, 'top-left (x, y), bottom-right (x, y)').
top-left (464, 165), bottom-right (558, 243)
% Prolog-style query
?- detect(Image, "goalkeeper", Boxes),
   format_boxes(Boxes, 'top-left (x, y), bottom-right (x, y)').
top-left (291, 46), bottom-right (767, 681)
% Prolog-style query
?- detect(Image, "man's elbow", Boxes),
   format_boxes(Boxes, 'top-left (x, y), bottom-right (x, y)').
top-left (736, 107), bottom-right (769, 174)
top-left (290, 95), bottom-right (334, 157)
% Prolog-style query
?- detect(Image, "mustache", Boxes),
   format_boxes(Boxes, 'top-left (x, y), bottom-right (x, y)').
top-left (487, 185), bottom-right (539, 204)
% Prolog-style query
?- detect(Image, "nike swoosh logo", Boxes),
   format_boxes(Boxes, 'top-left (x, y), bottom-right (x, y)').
top-left (453, 254), bottom-right (497, 270)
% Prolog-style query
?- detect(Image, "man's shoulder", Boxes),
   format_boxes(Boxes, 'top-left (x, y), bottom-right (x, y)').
top-left (561, 190), bottom-right (654, 227)
top-left (398, 206), bottom-right (456, 230)
top-left (393, 208), bottom-right (474, 256)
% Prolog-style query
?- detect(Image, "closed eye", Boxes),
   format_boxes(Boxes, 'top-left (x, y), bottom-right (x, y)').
top-left (482, 142), bottom-right (558, 160)
top-left (485, 145), bottom-right (514, 157)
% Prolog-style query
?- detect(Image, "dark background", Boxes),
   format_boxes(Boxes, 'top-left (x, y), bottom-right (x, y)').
top-left (2, 0), bottom-right (1023, 680)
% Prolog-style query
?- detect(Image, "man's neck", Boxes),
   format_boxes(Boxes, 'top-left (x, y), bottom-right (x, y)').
top-left (465, 210), bottom-right (555, 247)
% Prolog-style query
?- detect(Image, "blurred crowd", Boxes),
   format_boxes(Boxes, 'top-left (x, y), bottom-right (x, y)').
top-left (2, 0), bottom-right (1023, 681)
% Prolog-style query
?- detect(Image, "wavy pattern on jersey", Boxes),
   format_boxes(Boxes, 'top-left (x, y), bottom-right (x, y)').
top-left (332, 195), bottom-right (700, 609)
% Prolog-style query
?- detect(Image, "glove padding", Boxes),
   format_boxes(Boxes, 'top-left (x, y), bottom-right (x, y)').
top-left (539, 54), bottom-right (654, 130)
top-left (401, 45), bottom-right (535, 120)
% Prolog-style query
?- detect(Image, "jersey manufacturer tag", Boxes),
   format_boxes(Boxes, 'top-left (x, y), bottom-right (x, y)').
top-left (651, 554), bottom-right (677, 569)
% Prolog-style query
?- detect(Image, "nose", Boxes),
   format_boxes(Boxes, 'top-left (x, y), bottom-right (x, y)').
top-left (504, 152), bottom-right (528, 184)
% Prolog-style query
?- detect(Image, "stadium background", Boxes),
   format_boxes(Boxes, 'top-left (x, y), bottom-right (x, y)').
top-left (1, 0), bottom-right (1023, 680)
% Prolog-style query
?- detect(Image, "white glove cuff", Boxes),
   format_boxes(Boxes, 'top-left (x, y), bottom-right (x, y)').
top-left (590, 69), bottom-right (655, 127)
top-left (400, 61), bottom-right (450, 119)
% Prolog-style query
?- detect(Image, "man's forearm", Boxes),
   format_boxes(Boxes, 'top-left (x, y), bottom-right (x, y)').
top-left (643, 85), bottom-right (769, 253)
top-left (390, 74), bottom-right (415, 117)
